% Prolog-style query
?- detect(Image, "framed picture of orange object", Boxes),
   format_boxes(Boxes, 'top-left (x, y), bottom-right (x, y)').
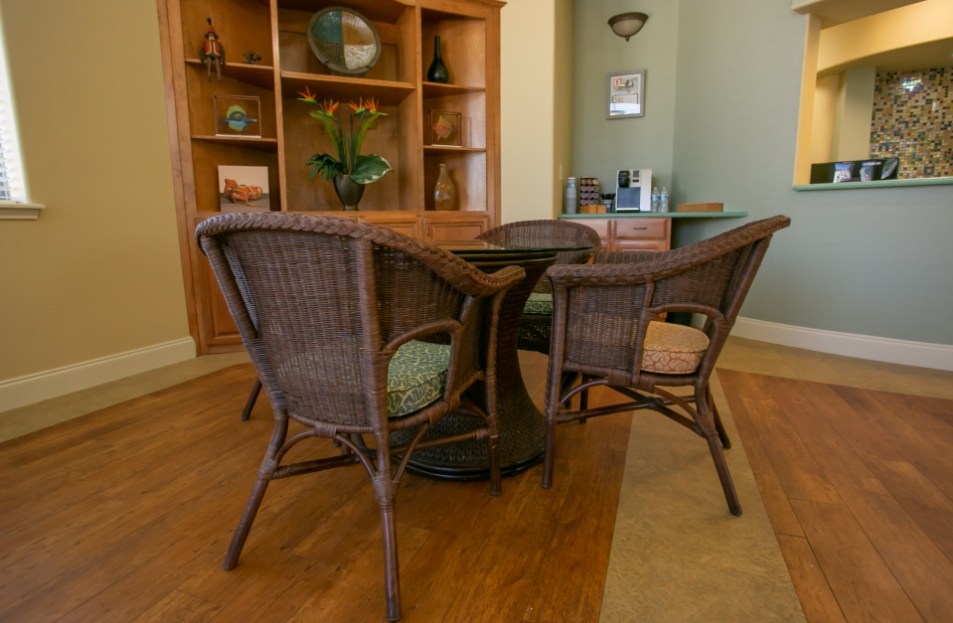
top-left (428, 110), bottom-right (462, 146)
top-left (217, 165), bottom-right (270, 211)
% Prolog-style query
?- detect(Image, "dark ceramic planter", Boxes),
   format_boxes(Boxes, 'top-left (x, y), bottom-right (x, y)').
top-left (333, 174), bottom-right (365, 211)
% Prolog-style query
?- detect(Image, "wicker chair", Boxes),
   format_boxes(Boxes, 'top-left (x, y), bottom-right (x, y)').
top-left (541, 215), bottom-right (791, 516)
top-left (477, 219), bottom-right (601, 354)
top-left (196, 212), bottom-right (524, 622)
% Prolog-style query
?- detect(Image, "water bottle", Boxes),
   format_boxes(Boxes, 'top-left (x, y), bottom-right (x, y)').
top-left (565, 177), bottom-right (578, 214)
top-left (650, 187), bottom-right (660, 212)
top-left (659, 187), bottom-right (669, 212)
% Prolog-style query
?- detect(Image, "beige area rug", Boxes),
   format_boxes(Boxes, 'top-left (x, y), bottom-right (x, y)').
top-left (599, 374), bottom-right (805, 622)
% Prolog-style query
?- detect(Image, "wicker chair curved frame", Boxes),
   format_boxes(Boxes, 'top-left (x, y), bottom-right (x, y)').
top-left (196, 212), bottom-right (525, 622)
top-left (541, 215), bottom-right (791, 516)
top-left (477, 219), bottom-right (602, 354)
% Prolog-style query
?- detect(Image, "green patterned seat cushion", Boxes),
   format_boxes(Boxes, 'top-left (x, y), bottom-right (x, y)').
top-left (387, 340), bottom-right (450, 418)
top-left (523, 292), bottom-right (553, 315)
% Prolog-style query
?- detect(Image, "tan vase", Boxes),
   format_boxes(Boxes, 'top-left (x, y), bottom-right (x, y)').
top-left (433, 163), bottom-right (456, 211)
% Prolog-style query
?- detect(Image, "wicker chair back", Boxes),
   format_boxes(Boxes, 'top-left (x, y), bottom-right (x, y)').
top-left (542, 215), bottom-right (791, 516)
top-left (196, 212), bottom-right (524, 621)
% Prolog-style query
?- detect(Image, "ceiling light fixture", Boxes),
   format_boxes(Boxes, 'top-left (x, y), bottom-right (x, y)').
top-left (608, 12), bottom-right (648, 41)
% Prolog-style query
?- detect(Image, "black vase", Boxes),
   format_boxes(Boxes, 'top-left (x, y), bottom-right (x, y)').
top-left (427, 36), bottom-right (449, 83)
top-left (333, 174), bottom-right (365, 211)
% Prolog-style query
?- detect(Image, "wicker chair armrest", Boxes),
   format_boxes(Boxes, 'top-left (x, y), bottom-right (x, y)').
top-left (453, 264), bottom-right (526, 297)
top-left (546, 254), bottom-right (698, 287)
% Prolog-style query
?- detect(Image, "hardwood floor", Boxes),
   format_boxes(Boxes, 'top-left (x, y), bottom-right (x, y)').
top-left (720, 369), bottom-right (953, 623)
top-left (0, 363), bottom-right (630, 623)
top-left (3, 341), bottom-right (952, 622)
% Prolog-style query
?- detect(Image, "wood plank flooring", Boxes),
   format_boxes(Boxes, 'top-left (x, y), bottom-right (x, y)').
top-left (719, 370), bottom-right (953, 623)
top-left (0, 363), bottom-right (630, 623)
top-left (4, 353), bottom-right (952, 622)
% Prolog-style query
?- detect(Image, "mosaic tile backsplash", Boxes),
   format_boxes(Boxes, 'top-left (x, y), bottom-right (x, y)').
top-left (870, 67), bottom-right (951, 179)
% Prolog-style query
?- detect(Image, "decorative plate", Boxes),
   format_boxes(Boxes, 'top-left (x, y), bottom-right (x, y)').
top-left (307, 7), bottom-right (381, 76)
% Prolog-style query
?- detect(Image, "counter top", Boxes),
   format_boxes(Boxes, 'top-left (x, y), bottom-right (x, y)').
top-left (559, 211), bottom-right (748, 219)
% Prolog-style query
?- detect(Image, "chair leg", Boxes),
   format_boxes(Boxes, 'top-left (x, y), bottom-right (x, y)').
top-left (224, 419), bottom-right (286, 569)
top-left (541, 414), bottom-right (556, 489)
top-left (241, 378), bottom-right (262, 421)
top-left (374, 479), bottom-right (402, 622)
top-left (223, 473), bottom-right (271, 569)
top-left (704, 432), bottom-right (742, 516)
top-left (697, 390), bottom-right (742, 516)
top-left (487, 433), bottom-right (502, 496)
top-left (708, 387), bottom-right (732, 449)
top-left (578, 374), bottom-right (589, 414)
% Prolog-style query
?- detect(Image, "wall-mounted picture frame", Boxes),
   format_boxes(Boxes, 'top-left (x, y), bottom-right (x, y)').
top-left (607, 70), bottom-right (645, 119)
top-left (213, 94), bottom-right (261, 137)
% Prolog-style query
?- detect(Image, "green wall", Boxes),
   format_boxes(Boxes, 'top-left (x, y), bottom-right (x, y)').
top-left (572, 0), bottom-right (953, 346)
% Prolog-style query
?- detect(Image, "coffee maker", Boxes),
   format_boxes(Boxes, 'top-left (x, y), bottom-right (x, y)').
top-left (614, 168), bottom-right (652, 212)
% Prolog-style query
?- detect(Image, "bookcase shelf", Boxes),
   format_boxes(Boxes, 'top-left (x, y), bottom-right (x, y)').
top-left (159, 0), bottom-right (503, 352)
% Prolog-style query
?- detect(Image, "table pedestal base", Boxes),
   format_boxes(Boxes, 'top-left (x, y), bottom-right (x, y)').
top-left (404, 383), bottom-right (545, 480)
top-left (404, 252), bottom-right (555, 480)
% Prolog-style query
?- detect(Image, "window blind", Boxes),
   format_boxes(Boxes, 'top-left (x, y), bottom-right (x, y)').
top-left (0, 16), bottom-right (24, 202)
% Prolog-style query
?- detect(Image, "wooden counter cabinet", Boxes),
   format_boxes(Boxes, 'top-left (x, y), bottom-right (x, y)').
top-left (563, 216), bottom-right (671, 252)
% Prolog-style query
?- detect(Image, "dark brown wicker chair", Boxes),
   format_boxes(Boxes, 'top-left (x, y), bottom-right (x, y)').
top-left (477, 219), bottom-right (601, 354)
top-left (541, 215), bottom-right (791, 516)
top-left (196, 212), bottom-right (525, 622)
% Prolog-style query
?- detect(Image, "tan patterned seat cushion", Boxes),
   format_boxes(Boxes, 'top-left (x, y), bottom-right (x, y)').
top-left (641, 321), bottom-right (709, 375)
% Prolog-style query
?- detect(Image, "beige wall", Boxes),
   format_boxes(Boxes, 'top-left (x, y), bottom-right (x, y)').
top-left (811, 73), bottom-right (838, 162)
top-left (0, 0), bottom-right (192, 409)
top-left (832, 66), bottom-right (876, 161)
top-left (500, 0), bottom-right (562, 221)
top-left (552, 0), bottom-right (573, 218)
top-left (0, 0), bottom-right (558, 411)
top-left (817, 0), bottom-right (953, 71)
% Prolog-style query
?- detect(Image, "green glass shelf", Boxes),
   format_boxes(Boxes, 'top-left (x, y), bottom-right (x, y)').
top-left (793, 177), bottom-right (953, 191)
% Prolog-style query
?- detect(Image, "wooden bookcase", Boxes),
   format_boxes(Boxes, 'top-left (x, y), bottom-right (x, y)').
top-left (157, 0), bottom-right (503, 353)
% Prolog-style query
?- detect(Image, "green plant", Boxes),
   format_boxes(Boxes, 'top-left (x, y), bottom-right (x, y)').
top-left (298, 87), bottom-right (392, 185)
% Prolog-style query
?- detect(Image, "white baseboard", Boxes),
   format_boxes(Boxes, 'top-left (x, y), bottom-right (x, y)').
top-left (0, 338), bottom-right (197, 413)
top-left (732, 317), bottom-right (953, 372)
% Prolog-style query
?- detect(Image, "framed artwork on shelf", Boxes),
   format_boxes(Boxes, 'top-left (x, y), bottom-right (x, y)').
top-left (213, 94), bottom-right (261, 137)
top-left (607, 70), bottom-right (645, 119)
top-left (217, 165), bottom-right (270, 211)
top-left (428, 110), bottom-right (462, 146)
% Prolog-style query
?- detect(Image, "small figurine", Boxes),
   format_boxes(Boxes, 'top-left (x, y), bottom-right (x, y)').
top-left (200, 18), bottom-right (224, 81)
top-left (243, 51), bottom-right (262, 65)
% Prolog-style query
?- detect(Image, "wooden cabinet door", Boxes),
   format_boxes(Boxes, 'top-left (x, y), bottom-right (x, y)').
top-left (358, 212), bottom-right (422, 239)
top-left (197, 257), bottom-right (243, 352)
top-left (613, 218), bottom-right (670, 251)
top-left (423, 213), bottom-right (490, 245)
